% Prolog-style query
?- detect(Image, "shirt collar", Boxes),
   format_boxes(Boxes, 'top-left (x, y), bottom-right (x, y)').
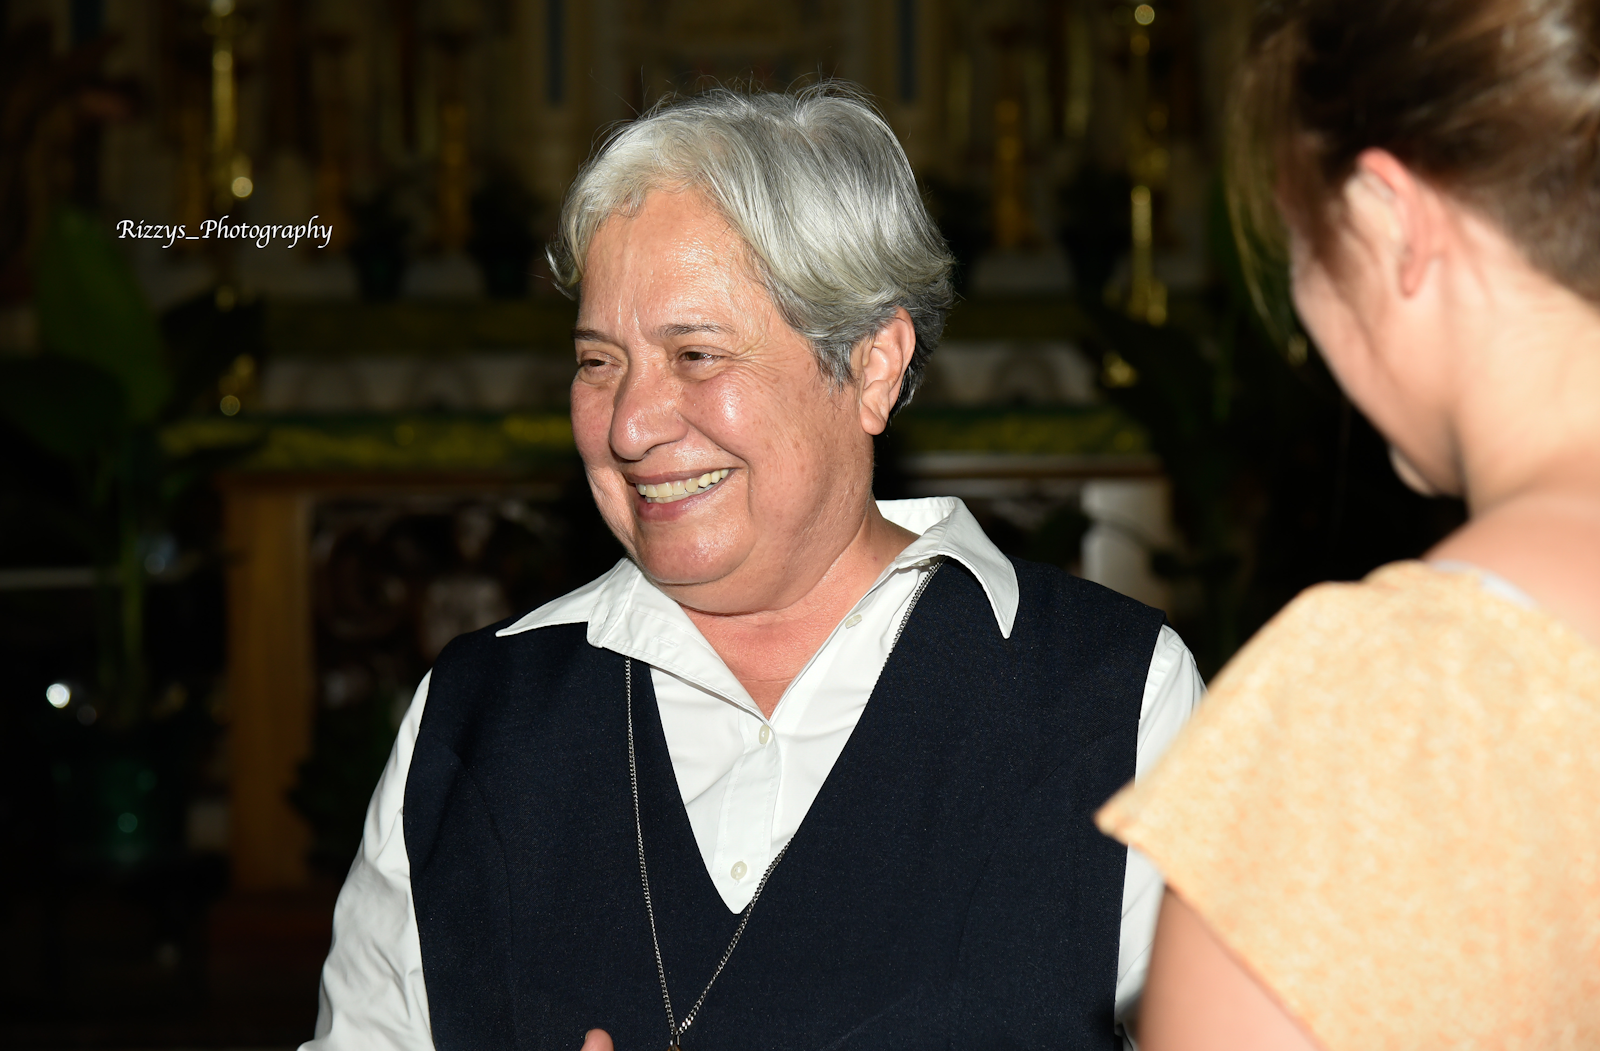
top-left (495, 495), bottom-right (1019, 643)
top-left (875, 497), bottom-right (1018, 637)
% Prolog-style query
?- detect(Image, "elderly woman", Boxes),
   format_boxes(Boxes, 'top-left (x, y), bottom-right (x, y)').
top-left (305, 86), bottom-right (1201, 1051)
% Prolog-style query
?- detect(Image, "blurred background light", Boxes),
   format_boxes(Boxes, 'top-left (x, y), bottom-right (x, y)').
top-left (46, 682), bottom-right (71, 708)
top-left (141, 533), bottom-right (177, 575)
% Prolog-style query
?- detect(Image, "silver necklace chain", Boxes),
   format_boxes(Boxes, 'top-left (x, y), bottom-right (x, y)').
top-left (624, 556), bottom-right (943, 1050)
top-left (628, 658), bottom-right (788, 1050)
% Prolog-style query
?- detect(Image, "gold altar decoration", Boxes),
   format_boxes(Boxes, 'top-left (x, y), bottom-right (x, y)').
top-left (433, 30), bottom-right (473, 253)
top-left (437, 99), bottom-right (470, 252)
top-left (993, 96), bottom-right (1030, 250)
top-left (311, 16), bottom-right (353, 253)
top-left (1124, 2), bottom-right (1168, 326)
top-left (204, 0), bottom-right (252, 212)
top-left (989, 13), bottom-right (1040, 253)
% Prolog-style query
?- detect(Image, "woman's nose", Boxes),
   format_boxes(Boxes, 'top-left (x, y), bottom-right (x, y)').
top-left (609, 357), bottom-right (686, 461)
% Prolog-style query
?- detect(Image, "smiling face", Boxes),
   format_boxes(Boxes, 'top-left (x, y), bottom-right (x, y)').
top-left (570, 189), bottom-right (879, 615)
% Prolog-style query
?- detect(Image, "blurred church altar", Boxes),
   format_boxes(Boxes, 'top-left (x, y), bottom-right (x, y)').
top-left (0, 0), bottom-right (1462, 1046)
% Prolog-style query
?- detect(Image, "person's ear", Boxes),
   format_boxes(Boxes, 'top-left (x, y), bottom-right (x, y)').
top-left (855, 307), bottom-right (916, 436)
top-left (1346, 149), bottom-right (1439, 298)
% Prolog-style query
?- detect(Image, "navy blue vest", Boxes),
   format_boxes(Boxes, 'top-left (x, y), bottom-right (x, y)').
top-left (406, 558), bottom-right (1165, 1051)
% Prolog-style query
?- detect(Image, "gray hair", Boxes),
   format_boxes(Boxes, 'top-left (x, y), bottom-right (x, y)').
top-left (546, 83), bottom-right (955, 414)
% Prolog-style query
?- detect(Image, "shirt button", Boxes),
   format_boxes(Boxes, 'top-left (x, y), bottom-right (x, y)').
top-left (844, 613), bottom-right (863, 628)
top-left (730, 861), bottom-right (748, 881)
top-left (758, 726), bottom-right (771, 745)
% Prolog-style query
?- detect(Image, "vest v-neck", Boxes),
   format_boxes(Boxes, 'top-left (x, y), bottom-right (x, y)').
top-left (628, 665), bottom-right (744, 956)
top-left (408, 558), bottom-right (1163, 1051)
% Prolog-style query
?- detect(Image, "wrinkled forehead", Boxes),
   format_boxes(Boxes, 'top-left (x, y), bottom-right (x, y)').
top-left (576, 189), bottom-right (775, 337)
top-left (583, 183), bottom-right (756, 272)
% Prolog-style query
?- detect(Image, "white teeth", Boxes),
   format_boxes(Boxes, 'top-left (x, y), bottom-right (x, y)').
top-left (634, 468), bottom-right (730, 503)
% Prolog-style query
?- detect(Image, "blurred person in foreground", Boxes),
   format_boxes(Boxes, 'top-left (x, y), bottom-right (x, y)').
top-left (1098, 1), bottom-right (1600, 1048)
top-left (304, 85), bottom-right (1203, 1051)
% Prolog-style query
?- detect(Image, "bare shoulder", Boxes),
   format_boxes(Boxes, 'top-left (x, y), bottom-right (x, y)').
top-left (1429, 493), bottom-right (1600, 647)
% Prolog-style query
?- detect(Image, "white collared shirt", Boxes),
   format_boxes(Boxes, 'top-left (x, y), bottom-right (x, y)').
top-left (305, 498), bottom-right (1203, 1051)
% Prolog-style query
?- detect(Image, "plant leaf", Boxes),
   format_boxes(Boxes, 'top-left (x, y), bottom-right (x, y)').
top-left (0, 355), bottom-right (127, 462)
top-left (34, 207), bottom-right (170, 422)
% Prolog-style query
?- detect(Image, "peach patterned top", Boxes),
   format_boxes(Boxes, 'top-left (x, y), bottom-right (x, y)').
top-left (1097, 561), bottom-right (1600, 1051)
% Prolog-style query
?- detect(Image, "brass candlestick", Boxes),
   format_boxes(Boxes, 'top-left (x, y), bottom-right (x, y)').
top-left (1124, 2), bottom-right (1167, 326)
top-left (432, 28), bottom-right (473, 254)
top-left (310, 30), bottom-right (353, 252)
top-left (993, 97), bottom-right (1029, 250)
top-left (204, 0), bottom-right (252, 212)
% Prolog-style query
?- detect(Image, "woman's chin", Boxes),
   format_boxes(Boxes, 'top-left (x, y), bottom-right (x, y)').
top-left (1388, 444), bottom-right (1457, 498)
top-left (631, 539), bottom-right (747, 592)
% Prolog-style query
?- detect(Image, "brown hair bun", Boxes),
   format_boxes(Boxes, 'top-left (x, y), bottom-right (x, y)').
top-left (1231, 0), bottom-right (1600, 302)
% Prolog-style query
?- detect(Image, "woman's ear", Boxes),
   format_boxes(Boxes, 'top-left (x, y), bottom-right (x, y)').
top-left (856, 307), bottom-right (917, 436)
top-left (1347, 149), bottom-right (1441, 298)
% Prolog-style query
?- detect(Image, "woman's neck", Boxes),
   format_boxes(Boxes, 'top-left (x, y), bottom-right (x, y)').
top-left (683, 503), bottom-right (917, 716)
top-left (1452, 278), bottom-right (1600, 514)
top-left (1433, 284), bottom-right (1600, 645)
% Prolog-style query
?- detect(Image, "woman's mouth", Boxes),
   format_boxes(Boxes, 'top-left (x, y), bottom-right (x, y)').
top-left (634, 468), bottom-right (731, 504)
